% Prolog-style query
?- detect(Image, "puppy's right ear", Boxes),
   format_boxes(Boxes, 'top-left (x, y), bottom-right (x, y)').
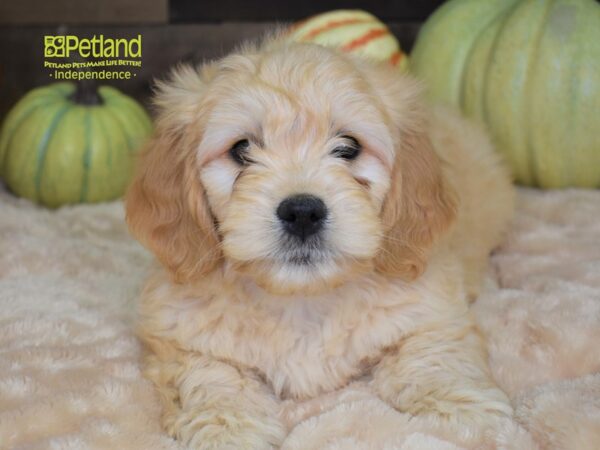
top-left (356, 63), bottom-right (456, 281)
top-left (126, 64), bottom-right (221, 283)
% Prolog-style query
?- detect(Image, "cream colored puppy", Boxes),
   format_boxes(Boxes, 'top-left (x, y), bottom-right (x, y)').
top-left (126, 35), bottom-right (515, 449)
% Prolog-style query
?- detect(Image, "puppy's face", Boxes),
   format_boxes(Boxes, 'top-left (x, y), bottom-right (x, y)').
top-left (126, 41), bottom-right (456, 295)
top-left (199, 46), bottom-right (395, 293)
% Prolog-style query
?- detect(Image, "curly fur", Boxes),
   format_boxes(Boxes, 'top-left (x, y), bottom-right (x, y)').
top-left (126, 36), bottom-right (515, 449)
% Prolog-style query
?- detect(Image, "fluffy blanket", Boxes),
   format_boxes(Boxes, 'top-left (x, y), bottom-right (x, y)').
top-left (1, 186), bottom-right (599, 450)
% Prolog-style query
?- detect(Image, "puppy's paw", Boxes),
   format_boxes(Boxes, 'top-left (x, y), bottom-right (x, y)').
top-left (169, 409), bottom-right (286, 450)
top-left (373, 369), bottom-right (513, 431)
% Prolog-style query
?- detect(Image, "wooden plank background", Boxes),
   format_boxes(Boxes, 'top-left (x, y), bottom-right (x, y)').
top-left (170, 0), bottom-right (444, 22)
top-left (0, 0), bottom-right (168, 25)
top-left (0, 0), bottom-right (429, 120)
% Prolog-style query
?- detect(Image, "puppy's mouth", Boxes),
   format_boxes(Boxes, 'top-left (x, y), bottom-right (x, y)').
top-left (279, 234), bottom-right (329, 267)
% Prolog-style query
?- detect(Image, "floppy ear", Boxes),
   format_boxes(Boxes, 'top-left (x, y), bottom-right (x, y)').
top-left (126, 64), bottom-right (221, 283)
top-left (369, 72), bottom-right (457, 281)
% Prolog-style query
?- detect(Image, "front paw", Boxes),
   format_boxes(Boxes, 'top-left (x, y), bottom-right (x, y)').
top-left (168, 409), bottom-right (286, 450)
top-left (373, 368), bottom-right (513, 430)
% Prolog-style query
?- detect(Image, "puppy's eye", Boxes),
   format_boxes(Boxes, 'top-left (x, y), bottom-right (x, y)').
top-left (332, 136), bottom-right (361, 160)
top-left (229, 139), bottom-right (251, 165)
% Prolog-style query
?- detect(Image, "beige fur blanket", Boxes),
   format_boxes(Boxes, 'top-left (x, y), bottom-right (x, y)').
top-left (1, 186), bottom-right (599, 450)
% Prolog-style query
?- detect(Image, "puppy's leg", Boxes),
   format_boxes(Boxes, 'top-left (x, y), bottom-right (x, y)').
top-left (144, 342), bottom-right (285, 450)
top-left (372, 314), bottom-right (512, 430)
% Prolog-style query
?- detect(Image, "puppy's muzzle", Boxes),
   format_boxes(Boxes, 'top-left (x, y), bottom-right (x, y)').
top-left (276, 194), bottom-right (327, 241)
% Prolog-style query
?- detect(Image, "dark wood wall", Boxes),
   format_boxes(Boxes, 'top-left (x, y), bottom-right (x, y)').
top-left (0, 1), bottom-right (441, 119)
top-left (170, 0), bottom-right (444, 22)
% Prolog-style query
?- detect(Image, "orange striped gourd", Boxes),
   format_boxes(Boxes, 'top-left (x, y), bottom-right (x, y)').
top-left (289, 10), bottom-right (408, 71)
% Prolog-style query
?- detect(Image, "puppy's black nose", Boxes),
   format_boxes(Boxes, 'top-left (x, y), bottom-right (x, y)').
top-left (277, 194), bottom-right (327, 240)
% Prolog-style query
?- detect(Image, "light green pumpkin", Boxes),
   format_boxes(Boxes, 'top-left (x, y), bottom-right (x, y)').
top-left (0, 81), bottom-right (152, 207)
top-left (410, 0), bottom-right (600, 188)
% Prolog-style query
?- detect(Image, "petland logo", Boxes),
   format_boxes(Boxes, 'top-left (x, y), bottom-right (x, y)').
top-left (44, 35), bottom-right (142, 58)
top-left (43, 34), bottom-right (143, 80)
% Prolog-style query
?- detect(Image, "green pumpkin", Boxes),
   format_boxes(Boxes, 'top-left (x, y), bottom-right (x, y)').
top-left (0, 81), bottom-right (152, 207)
top-left (410, 0), bottom-right (600, 188)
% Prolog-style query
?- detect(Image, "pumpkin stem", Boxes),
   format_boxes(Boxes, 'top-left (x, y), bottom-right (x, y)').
top-left (70, 79), bottom-right (103, 105)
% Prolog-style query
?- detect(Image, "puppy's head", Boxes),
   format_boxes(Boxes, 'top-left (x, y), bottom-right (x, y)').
top-left (126, 39), bottom-right (456, 294)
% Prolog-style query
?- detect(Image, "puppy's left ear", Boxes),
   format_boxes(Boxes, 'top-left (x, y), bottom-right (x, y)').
top-left (126, 64), bottom-right (221, 283)
top-left (366, 69), bottom-right (457, 280)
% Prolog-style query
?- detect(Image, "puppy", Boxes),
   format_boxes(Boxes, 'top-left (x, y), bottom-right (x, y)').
top-left (126, 35), bottom-right (515, 449)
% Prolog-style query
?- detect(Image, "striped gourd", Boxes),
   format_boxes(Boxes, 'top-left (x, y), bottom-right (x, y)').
top-left (289, 10), bottom-right (408, 71)
top-left (410, 0), bottom-right (600, 188)
top-left (0, 81), bottom-right (152, 207)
